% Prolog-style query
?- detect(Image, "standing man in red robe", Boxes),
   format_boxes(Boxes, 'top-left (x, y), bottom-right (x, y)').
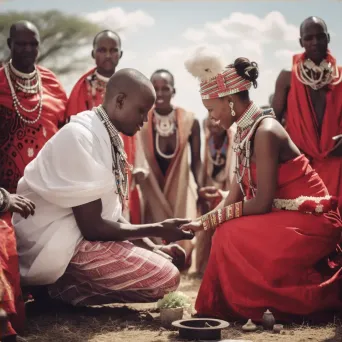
top-left (0, 21), bottom-right (68, 341)
top-left (66, 30), bottom-right (142, 223)
top-left (272, 16), bottom-right (342, 201)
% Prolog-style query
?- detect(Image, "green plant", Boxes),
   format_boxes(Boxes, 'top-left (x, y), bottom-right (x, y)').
top-left (157, 291), bottom-right (192, 310)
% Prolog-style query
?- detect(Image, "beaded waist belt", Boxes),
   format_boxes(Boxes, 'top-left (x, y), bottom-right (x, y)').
top-left (273, 195), bottom-right (338, 214)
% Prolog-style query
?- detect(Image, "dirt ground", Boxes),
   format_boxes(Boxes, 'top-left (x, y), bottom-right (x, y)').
top-left (19, 274), bottom-right (342, 342)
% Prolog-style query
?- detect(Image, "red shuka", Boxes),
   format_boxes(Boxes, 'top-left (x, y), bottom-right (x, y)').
top-left (285, 53), bottom-right (342, 199)
top-left (0, 64), bottom-right (68, 337)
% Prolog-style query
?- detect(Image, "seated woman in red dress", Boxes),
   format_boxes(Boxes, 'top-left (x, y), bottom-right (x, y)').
top-left (182, 47), bottom-right (342, 323)
top-left (0, 190), bottom-right (35, 342)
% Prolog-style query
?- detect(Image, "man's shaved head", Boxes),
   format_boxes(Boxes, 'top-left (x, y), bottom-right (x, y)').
top-left (93, 30), bottom-right (121, 48)
top-left (105, 68), bottom-right (155, 101)
top-left (92, 30), bottom-right (123, 77)
top-left (299, 16), bottom-right (329, 64)
top-left (103, 68), bottom-right (156, 136)
top-left (9, 20), bottom-right (40, 40)
top-left (7, 20), bottom-right (40, 73)
top-left (300, 16), bottom-right (328, 37)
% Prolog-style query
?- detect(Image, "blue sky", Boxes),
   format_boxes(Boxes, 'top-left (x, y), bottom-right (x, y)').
top-left (1, 0), bottom-right (342, 122)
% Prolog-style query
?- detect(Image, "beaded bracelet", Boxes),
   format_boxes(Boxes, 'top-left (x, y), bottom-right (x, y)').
top-left (0, 188), bottom-right (10, 213)
top-left (200, 201), bottom-right (243, 230)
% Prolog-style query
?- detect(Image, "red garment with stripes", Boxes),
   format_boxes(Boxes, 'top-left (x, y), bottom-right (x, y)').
top-left (48, 240), bottom-right (180, 305)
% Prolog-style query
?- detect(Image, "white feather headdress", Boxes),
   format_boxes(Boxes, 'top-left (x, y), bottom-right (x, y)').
top-left (184, 46), bottom-right (226, 82)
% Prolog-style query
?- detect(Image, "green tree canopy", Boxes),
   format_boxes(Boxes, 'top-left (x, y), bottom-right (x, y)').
top-left (0, 10), bottom-right (105, 75)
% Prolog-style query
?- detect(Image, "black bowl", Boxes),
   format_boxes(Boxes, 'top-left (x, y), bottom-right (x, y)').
top-left (172, 318), bottom-right (229, 340)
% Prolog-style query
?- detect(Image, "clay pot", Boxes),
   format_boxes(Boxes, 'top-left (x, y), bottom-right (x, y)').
top-left (273, 324), bottom-right (284, 333)
top-left (262, 309), bottom-right (275, 330)
top-left (160, 307), bottom-right (184, 328)
top-left (242, 319), bottom-right (257, 332)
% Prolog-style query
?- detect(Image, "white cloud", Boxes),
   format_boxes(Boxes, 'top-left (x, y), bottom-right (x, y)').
top-left (183, 11), bottom-right (298, 44)
top-left (85, 7), bottom-right (155, 34)
top-left (274, 49), bottom-right (301, 69)
top-left (161, 11), bottom-right (301, 119)
top-left (63, 10), bottom-right (302, 127)
top-left (182, 28), bottom-right (207, 42)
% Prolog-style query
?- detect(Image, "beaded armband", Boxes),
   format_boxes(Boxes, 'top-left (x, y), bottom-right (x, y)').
top-left (200, 201), bottom-right (243, 230)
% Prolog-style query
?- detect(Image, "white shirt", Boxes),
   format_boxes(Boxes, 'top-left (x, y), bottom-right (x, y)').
top-left (13, 111), bottom-right (122, 285)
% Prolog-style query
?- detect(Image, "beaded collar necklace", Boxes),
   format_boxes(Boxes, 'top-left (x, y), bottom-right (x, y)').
top-left (94, 105), bottom-right (132, 206)
top-left (295, 58), bottom-right (342, 90)
top-left (4, 61), bottom-right (43, 125)
top-left (153, 109), bottom-right (178, 159)
top-left (9, 61), bottom-right (40, 94)
top-left (233, 102), bottom-right (275, 197)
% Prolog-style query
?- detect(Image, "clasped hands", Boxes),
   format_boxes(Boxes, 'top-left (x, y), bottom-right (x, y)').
top-left (160, 186), bottom-right (223, 242)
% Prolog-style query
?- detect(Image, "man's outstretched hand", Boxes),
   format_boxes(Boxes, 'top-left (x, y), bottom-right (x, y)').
top-left (159, 218), bottom-right (194, 244)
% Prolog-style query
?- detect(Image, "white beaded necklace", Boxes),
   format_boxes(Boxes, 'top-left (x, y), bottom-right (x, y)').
top-left (153, 109), bottom-right (178, 159)
top-left (4, 61), bottom-right (43, 125)
top-left (9, 62), bottom-right (39, 94)
top-left (295, 58), bottom-right (342, 90)
top-left (153, 109), bottom-right (176, 137)
top-left (95, 70), bottom-right (110, 83)
top-left (94, 105), bottom-right (132, 205)
top-left (233, 103), bottom-right (275, 197)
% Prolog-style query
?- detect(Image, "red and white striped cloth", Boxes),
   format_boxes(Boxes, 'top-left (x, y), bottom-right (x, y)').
top-left (200, 67), bottom-right (252, 99)
top-left (48, 240), bottom-right (180, 306)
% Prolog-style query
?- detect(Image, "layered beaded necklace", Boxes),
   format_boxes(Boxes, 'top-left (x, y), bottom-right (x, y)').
top-left (295, 58), bottom-right (342, 90)
top-left (4, 60), bottom-right (43, 125)
top-left (233, 102), bottom-right (275, 197)
top-left (153, 109), bottom-right (178, 159)
top-left (86, 70), bottom-right (109, 108)
top-left (94, 105), bottom-right (133, 206)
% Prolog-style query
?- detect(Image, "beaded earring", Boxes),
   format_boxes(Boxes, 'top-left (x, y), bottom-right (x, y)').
top-left (229, 101), bottom-right (236, 117)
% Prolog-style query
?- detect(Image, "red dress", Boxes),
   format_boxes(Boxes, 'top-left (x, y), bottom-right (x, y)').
top-left (196, 155), bottom-right (342, 322)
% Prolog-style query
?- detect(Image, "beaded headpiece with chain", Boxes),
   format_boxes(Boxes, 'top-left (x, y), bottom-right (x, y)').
top-left (184, 47), bottom-right (275, 196)
top-left (184, 46), bottom-right (253, 100)
top-left (93, 105), bottom-right (133, 206)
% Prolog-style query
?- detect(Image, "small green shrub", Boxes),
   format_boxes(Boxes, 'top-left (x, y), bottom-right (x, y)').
top-left (157, 291), bottom-right (192, 310)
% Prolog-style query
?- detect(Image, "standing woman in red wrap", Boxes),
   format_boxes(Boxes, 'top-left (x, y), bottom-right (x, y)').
top-left (182, 46), bottom-right (342, 323)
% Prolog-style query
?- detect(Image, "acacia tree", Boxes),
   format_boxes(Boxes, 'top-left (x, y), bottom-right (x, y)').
top-left (0, 10), bottom-right (105, 75)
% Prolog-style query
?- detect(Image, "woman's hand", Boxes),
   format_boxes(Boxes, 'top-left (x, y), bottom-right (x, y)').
top-left (159, 218), bottom-right (194, 243)
top-left (181, 220), bottom-right (203, 233)
top-left (8, 194), bottom-right (35, 218)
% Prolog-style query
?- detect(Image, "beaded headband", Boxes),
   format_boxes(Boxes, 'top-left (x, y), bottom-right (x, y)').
top-left (184, 46), bottom-right (252, 99)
